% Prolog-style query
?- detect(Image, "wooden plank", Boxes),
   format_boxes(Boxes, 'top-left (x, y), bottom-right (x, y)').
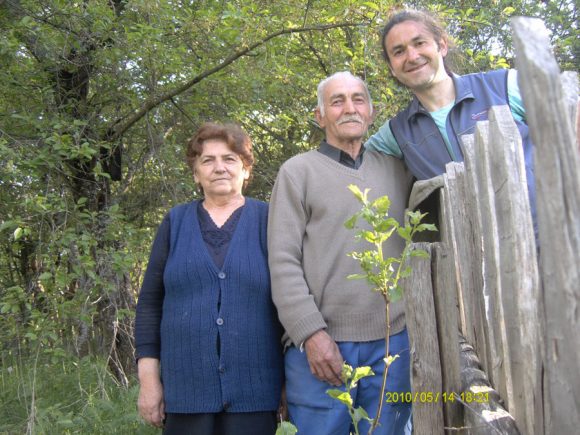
top-left (486, 105), bottom-right (543, 435)
top-left (403, 243), bottom-right (444, 435)
top-left (560, 71), bottom-right (579, 137)
top-left (431, 242), bottom-right (463, 430)
top-left (459, 134), bottom-right (492, 379)
top-left (438, 170), bottom-right (466, 341)
top-left (471, 121), bottom-right (513, 410)
top-left (512, 17), bottom-right (580, 435)
top-left (443, 163), bottom-right (489, 360)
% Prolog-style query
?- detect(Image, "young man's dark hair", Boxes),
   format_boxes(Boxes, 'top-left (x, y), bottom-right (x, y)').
top-left (381, 9), bottom-right (452, 73)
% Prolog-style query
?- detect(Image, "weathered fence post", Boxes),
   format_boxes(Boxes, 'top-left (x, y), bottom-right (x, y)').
top-left (561, 71), bottom-right (579, 136)
top-left (512, 16), bottom-right (580, 435)
top-left (458, 104), bottom-right (543, 435)
top-left (470, 119), bottom-right (514, 414)
top-left (485, 106), bottom-right (542, 435)
top-left (431, 241), bottom-right (463, 430)
top-left (403, 243), bottom-right (445, 434)
top-left (458, 136), bottom-right (492, 379)
top-left (437, 163), bottom-right (478, 429)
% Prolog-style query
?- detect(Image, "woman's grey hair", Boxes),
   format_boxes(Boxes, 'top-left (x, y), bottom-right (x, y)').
top-left (316, 71), bottom-right (373, 116)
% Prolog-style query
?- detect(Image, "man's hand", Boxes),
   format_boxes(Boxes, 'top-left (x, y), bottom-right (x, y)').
top-left (137, 358), bottom-right (165, 428)
top-left (304, 330), bottom-right (344, 386)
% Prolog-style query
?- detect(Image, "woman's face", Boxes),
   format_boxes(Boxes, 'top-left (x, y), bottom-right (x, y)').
top-left (193, 139), bottom-right (249, 199)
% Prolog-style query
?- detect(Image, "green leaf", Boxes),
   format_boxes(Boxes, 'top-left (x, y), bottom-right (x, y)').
top-left (396, 226), bottom-right (411, 241)
top-left (389, 285), bottom-right (403, 303)
top-left (13, 227), bottom-right (23, 240)
top-left (0, 220), bottom-right (17, 232)
top-left (361, 230), bottom-right (376, 243)
top-left (502, 7), bottom-right (516, 16)
top-left (19, 16), bottom-right (33, 26)
top-left (344, 214), bottom-right (358, 229)
top-left (417, 223), bottom-right (437, 233)
top-left (410, 249), bottom-right (430, 259)
top-left (276, 421), bottom-right (298, 435)
top-left (375, 218), bottom-right (398, 233)
top-left (407, 210), bottom-right (427, 225)
top-left (327, 388), bottom-right (343, 398)
top-left (341, 363), bottom-right (353, 381)
top-left (385, 354), bottom-right (400, 367)
top-left (353, 406), bottom-right (373, 423)
top-left (327, 389), bottom-right (353, 407)
top-left (400, 266), bottom-right (412, 278)
top-left (347, 273), bottom-right (367, 280)
top-left (352, 366), bottom-right (374, 383)
top-left (362, 2), bottom-right (380, 12)
top-left (38, 272), bottom-right (53, 281)
top-left (57, 419), bottom-right (75, 428)
top-left (371, 195), bottom-right (391, 214)
top-left (347, 184), bottom-right (364, 202)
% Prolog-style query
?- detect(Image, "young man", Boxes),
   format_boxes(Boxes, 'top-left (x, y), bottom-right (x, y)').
top-left (268, 71), bottom-right (413, 434)
top-left (366, 9), bottom-right (537, 234)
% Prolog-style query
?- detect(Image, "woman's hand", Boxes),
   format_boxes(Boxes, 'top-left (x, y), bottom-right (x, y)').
top-left (137, 358), bottom-right (165, 428)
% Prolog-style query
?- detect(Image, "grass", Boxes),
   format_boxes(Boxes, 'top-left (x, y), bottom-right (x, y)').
top-left (0, 352), bottom-right (158, 435)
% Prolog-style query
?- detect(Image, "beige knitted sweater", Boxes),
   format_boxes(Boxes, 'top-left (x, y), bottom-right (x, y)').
top-left (268, 150), bottom-right (412, 348)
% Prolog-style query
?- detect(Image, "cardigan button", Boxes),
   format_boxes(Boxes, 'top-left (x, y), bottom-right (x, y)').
top-left (219, 365), bottom-right (225, 374)
top-left (216, 317), bottom-right (224, 326)
top-left (218, 272), bottom-right (226, 279)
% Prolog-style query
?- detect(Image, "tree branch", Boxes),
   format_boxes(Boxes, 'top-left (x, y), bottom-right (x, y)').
top-left (299, 33), bottom-right (330, 76)
top-left (103, 21), bottom-right (367, 142)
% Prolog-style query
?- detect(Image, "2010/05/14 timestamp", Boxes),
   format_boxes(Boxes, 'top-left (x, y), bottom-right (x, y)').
top-left (385, 391), bottom-right (489, 404)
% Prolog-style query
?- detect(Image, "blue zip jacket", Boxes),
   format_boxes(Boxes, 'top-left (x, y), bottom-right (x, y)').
top-left (390, 70), bottom-right (537, 233)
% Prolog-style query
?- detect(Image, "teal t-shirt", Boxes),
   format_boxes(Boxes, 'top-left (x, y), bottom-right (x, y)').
top-left (365, 69), bottom-right (526, 158)
top-left (431, 102), bottom-right (456, 160)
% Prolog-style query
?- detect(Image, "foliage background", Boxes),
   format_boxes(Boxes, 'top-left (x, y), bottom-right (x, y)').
top-left (0, 0), bottom-right (577, 432)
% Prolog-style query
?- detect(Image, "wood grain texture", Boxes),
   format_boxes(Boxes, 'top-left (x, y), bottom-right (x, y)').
top-left (512, 17), bottom-right (580, 435)
top-left (403, 243), bottom-right (445, 435)
top-left (485, 105), bottom-right (542, 435)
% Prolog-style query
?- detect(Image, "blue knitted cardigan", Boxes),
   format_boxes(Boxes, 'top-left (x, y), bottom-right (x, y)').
top-left (138, 198), bottom-right (284, 413)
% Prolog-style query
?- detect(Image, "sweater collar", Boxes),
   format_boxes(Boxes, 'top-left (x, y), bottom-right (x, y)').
top-left (318, 140), bottom-right (364, 169)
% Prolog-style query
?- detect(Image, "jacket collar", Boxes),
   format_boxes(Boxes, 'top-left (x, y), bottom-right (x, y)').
top-left (406, 73), bottom-right (475, 121)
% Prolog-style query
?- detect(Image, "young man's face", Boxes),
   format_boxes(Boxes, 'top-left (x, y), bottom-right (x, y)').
top-left (384, 20), bottom-right (448, 91)
top-left (315, 76), bottom-right (372, 148)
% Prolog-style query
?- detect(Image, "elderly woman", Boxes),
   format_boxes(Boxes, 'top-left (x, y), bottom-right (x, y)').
top-left (135, 122), bottom-right (284, 435)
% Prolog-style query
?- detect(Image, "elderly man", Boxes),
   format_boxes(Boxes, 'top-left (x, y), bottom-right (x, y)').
top-left (268, 71), bottom-right (412, 434)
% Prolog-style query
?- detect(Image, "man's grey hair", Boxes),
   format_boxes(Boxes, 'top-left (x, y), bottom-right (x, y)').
top-left (316, 71), bottom-right (373, 116)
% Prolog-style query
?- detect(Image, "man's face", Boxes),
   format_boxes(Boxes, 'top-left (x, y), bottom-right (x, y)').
top-left (384, 20), bottom-right (448, 91)
top-left (315, 76), bottom-right (372, 148)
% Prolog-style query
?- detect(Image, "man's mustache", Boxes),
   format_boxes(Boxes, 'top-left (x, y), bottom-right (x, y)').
top-left (337, 115), bottom-right (363, 125)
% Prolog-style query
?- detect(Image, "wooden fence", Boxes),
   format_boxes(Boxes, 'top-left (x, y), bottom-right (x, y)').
top-left (403, 17), bottom-right (580, 435)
